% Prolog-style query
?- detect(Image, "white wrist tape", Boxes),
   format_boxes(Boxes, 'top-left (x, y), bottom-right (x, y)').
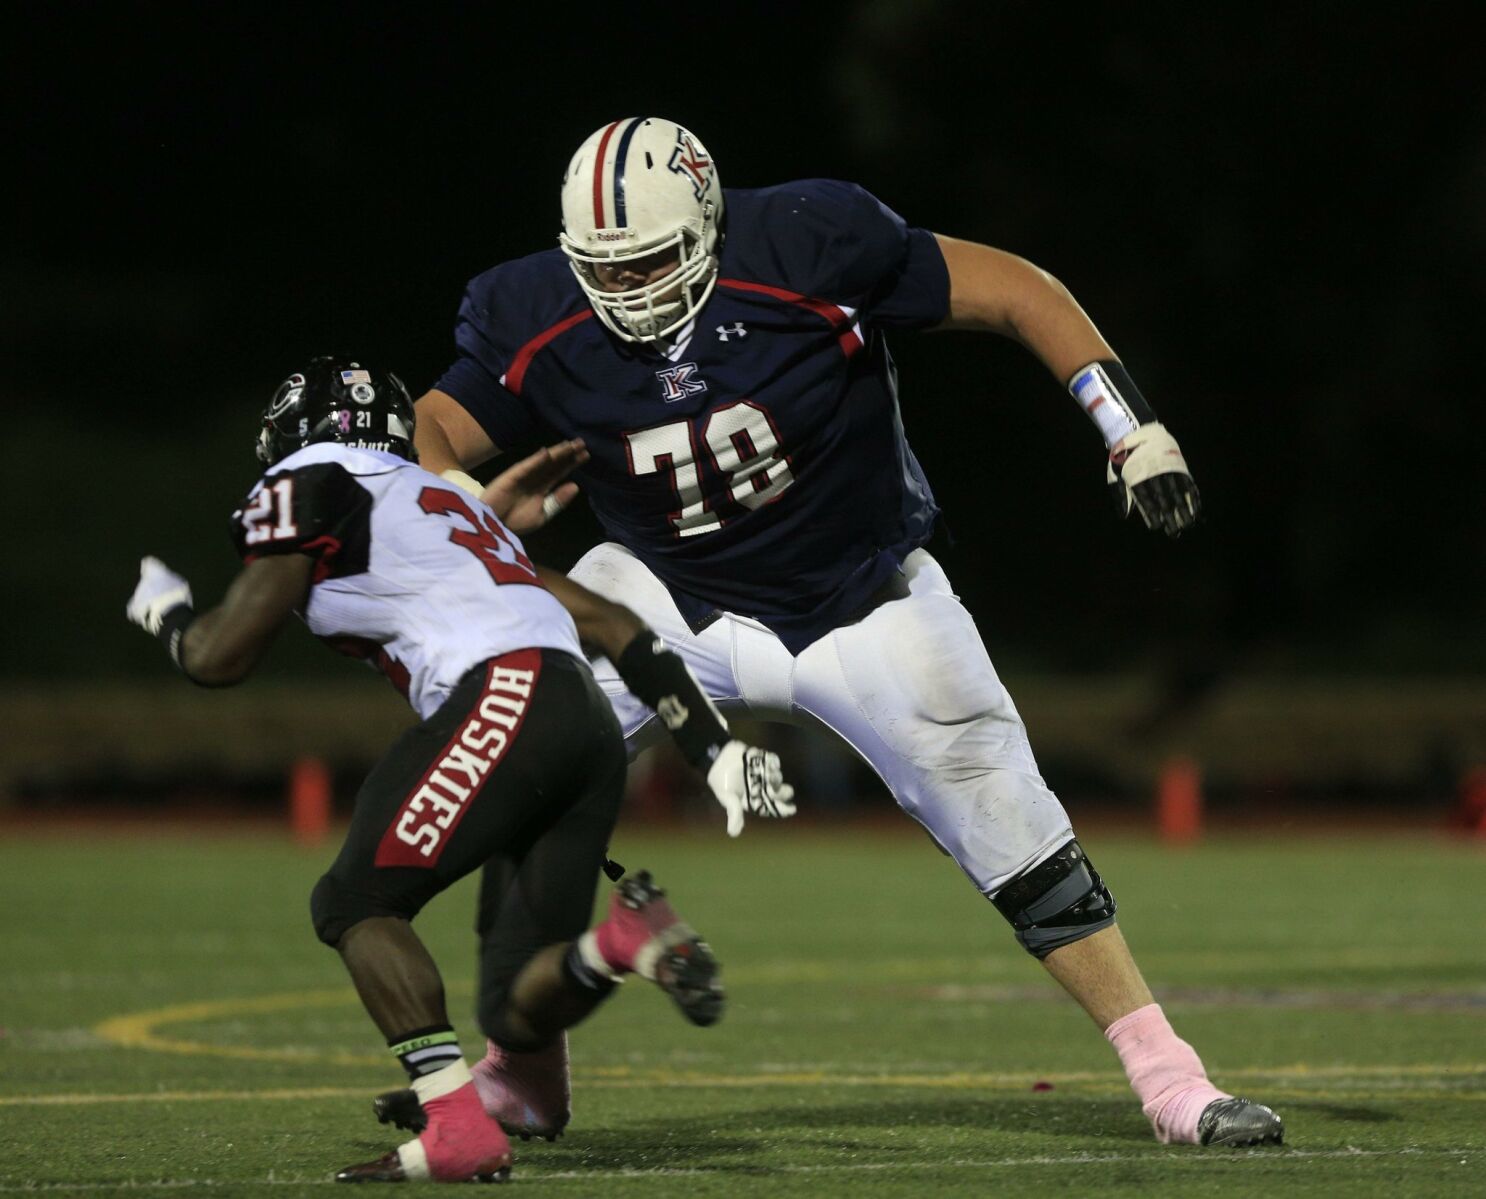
top-left (1069, 362), bottom-right (1143, 449)
top-left (439, 468), bottom-right (484, 498)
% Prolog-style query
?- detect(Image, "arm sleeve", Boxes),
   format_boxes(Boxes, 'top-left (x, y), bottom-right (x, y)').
top-left (614, 631), bottom-right (731, 769)
top-left (230, 462), bottom-right (373, 580)
top-left (433, 283), bottom-right (543, 451)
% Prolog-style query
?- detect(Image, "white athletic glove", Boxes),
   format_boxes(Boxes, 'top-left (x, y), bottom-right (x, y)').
top-left (1107, 422), bottom-right (1202, 537)
top-left (705, 740), bottom-right (797, 838)
top-left (126, 556), bottom-right (194, 635)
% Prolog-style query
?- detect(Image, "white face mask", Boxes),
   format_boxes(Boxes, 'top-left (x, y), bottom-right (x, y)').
top-left (562, 227), bottom-right (719, 343)
top-left (558, 118), bottom-right (724, 344)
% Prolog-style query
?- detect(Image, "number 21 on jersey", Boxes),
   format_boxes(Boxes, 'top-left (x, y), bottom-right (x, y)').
top-left (625, 401), bottom-right (794, 537)
top-left (242, 478), bottom-right (299, 545)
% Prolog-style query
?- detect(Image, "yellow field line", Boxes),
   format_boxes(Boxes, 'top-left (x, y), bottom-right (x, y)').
top-left (92, 989), bottom-right (386, 1066)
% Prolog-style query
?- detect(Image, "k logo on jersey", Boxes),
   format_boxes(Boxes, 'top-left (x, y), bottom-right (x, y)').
top-left (668, 132), bottom-right (713, 200)
top-left (656, 362), bottom-right (707, 402)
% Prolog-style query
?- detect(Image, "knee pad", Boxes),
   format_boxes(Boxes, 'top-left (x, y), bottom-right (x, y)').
top-left (991, 839), bottom-right (1117, 959)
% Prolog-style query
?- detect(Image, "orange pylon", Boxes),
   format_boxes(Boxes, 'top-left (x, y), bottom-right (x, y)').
top-left (289, 756), bottom-right (332, 846)
top-left (1158, 757), bottom-right (1202, 844)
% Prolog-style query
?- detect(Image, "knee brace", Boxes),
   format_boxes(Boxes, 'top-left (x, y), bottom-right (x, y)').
top-left (991, 839), bottom-right (1117, 959)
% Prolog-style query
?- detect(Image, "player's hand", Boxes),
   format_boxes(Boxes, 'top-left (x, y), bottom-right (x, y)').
top-left (482, 439), bottom-right (590, 533)
top-left (705, 740), bottom-right (796, 837)
top-left (1107, 422), bottom-right (1201, 537)
top-left (126, 556), bottom-right (193, 635)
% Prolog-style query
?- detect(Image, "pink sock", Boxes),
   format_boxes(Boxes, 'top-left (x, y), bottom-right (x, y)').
top-left (1105, 1003), bottom-right (1227, 1144)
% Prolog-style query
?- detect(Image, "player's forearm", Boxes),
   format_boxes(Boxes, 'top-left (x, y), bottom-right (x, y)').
top-left (413, 411), bottom-right (462, 475)
top-left (173, 556), bottom-right (311, 686)
top-left (177, 606), bottom-right (269, 686)
top-left (414, 389), bottom-right (498, 475)
top-left (535, 566), bottom-right (644, 661)
top-left (934, 235), bottom-right (1115, 384)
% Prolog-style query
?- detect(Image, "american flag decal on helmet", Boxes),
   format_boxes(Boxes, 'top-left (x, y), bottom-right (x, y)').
top-left (668, 131), bottom-right (713, 200)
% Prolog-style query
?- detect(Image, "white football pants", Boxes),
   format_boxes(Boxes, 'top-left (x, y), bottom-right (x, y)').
top-left (569, 544), bottom-right (1074, 897)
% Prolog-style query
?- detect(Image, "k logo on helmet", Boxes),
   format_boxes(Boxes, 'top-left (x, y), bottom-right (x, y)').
top-left (668, 132), bottom-right (714, 200)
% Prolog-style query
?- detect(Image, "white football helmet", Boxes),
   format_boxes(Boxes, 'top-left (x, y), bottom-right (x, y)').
top-left (559, 117), bottom-right (723, 344)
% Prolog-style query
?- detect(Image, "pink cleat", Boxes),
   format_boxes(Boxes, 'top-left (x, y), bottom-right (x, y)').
top-left (472, 1035), bottom-right (572, 1142)
top-left (374, 1036), bottom-right (571, 1143)
top-left (592, 871), bottom-right (725, 1027)
top-left (343, 1067), bottom-right (511, 1183)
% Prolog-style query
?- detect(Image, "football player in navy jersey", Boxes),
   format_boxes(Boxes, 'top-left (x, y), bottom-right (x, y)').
top-left (125, 356), bottom-right (794, 1182)
top-left (413, 118), bottom-right (1281, 1149)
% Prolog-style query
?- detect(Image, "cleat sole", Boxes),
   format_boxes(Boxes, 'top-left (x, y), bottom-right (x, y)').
top-left (657, 937), bottom-right (725, 1027)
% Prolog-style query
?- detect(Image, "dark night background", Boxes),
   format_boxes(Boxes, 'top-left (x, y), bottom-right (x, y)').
top-left (6, 2), bottom-right (1483, 685)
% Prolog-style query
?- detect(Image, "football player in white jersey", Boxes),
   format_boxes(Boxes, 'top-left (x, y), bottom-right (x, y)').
top-left (125, 356), bottom-right (795, 1184)
top-left (411, 117), bottom-right (1281, 1149)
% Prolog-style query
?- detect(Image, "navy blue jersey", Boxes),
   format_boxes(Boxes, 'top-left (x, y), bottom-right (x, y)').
top-left (436, 179), bottom-right (951, 654)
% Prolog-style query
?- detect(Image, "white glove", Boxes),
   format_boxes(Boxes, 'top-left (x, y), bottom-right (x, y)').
top-left (1107, 421), bottom-right (1202, 537)
top-left (705, 740), bottom-right (797, 837)
top-left (126, 556), bottom-right (193, 635)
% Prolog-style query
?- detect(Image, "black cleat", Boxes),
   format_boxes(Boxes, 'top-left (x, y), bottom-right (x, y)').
top-left (1197, 1097), bottom-right (1284, 1147)
top-left (654, 934), bottom-right (725, 1028)
top-left (373, 1088), bottom-right (427, 1134)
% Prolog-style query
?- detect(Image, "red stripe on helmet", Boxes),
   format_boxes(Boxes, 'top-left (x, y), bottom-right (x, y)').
top-left (591, 120), bottom-right (622, 228)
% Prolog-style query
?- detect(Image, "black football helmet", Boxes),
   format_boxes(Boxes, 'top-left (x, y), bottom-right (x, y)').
top-left (256, 356), bottom-right (418, 466)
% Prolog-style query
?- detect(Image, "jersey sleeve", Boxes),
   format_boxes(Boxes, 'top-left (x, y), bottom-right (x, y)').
top-left (229, 461), bottom-right (373, 580)
top-left (432, 277), bottom-right (544, 451)
top-left (769, 181), bottom-right (950, 330)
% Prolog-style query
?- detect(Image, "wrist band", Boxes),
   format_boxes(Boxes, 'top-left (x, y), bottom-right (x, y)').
top-left (156, 604), bottom-right (196, 671)
top-left (1068, 360), bottom-right (1157, 449)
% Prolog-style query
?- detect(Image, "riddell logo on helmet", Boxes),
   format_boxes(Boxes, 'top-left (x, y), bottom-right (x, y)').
top-left (594, 231), bottom-right (629, 242)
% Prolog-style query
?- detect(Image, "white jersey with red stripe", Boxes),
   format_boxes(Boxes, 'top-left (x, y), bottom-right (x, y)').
top-left (231, 442), bottom-right (583, 719)
top-left (436, 179), bottom-right (952, 655)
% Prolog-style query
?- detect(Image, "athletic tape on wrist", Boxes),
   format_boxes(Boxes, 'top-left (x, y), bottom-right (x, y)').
top-left (438, 468), bottom-right (484, 498)
top-left (1068, 360), bottom-right (1157, 449)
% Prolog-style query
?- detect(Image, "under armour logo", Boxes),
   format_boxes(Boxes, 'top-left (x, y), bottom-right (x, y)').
top-left (656, 362), bottom-right (708, 402)
top-left (716, 322), bottom-right (747, 342)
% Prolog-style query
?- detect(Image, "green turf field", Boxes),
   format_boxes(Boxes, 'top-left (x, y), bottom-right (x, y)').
top-left (1, 825), bottom-right (1481, 1196)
